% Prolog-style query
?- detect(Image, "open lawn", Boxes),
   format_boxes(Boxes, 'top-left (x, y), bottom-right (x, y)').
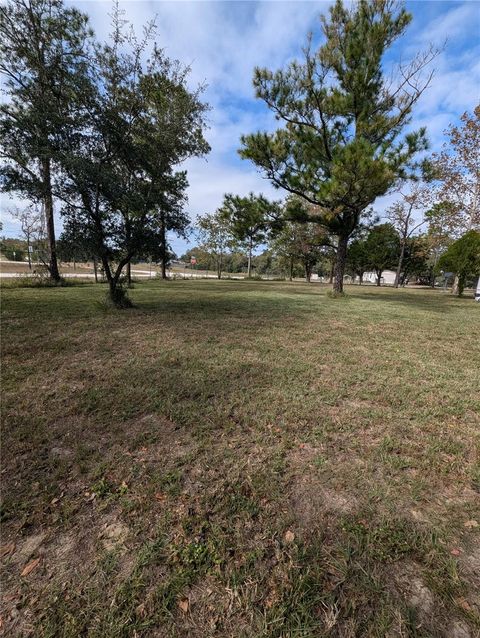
top-left (1, 280), bottom-right (479, 637)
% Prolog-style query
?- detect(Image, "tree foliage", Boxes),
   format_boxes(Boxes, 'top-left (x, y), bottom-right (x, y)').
top-left (437, 230), bottom-right (480, 296)
top-left (386, 184), bottom-right (428, 287)
top-left (240, 0), bottom-right (435, 292)
top-left (364, 223), bottom-right (400, 285)
top-left (0, 0), bottom-right (93, 280)
top-left (431, 106), bottom-right (480, 234)
top-left (56, 9), bottom-right (209, 305)
top-left (219, 193), bottom-right (281, 277)
top-left (271, 220), bottom-right (330, 281)
top-left (196, 211), bottom-right (233, 279)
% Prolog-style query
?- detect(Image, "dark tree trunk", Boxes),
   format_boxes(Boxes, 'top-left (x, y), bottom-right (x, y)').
top-left (126, 261), bottom-right (131, 285)
top-left (27, 235), bottom-right (32, 270)
top-left (93, 256), bottom-right (98, 283)
top-left (457, 273), bottom-right (465, 297)
top-left (376, 271), bottom-right (382, 286)
top-left (394, 239), bottom-right (406, 288)
top-left (305, 262), bottom-right (312, 282)
top-left (333, 235), bottom-right (348, 294)
top-left (41, 158), bottom-right (60, 282)
top-left (358, 272), bottom-right (363, 285)
top-left (247, 237), bottom-right (253, 278)
top-left (160, 214), bottom-right (168, 279)
top-left (101, 255), bottom-right (132, 307)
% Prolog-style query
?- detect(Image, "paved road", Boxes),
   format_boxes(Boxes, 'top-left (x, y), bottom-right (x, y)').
top-left (0, 270), bottom-right (244, 280)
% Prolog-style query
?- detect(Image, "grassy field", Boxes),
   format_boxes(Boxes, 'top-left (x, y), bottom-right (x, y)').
top-left (1, 280), bottom-right (479, 637)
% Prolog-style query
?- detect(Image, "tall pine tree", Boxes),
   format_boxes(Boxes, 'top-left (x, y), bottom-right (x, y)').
top-left (240, 0), bottom-right (435, 293)
top-left (0, 0), bottom-right (92, 281)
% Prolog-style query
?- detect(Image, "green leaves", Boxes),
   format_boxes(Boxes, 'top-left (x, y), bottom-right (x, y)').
top-left (437, 230), bottom-right (480, 296)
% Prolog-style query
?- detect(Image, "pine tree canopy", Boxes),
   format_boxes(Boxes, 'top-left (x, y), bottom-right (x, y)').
top-left (240, 0), bottom-right (435, 241)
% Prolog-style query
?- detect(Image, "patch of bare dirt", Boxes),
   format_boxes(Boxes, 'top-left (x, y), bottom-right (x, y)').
top-left (100, 520), bottom-right (129, 552)
top-left (10, 532), bottom-right (47, 566)
top-left (449, 620), bottom-right (472, 638)
top-left (393, 563), bottom-right (435, 624)
top-left (289, 480), bottom-right (357, 531)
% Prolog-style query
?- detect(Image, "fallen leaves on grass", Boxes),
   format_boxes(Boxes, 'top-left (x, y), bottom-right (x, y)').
top-left (463, 520), bottom-right (478, 529)
top-left (177, 598), bottom-right (189, 613)
top-left (284, 530), bottom-right (295, 543)
top-left (456, 597), bottom-right (473, 613)
top-left (21, 558), bottom-right (40, 577)
top-left (0, 543), bottom-right (15, 557)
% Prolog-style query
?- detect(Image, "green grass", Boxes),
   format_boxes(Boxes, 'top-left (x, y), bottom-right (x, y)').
top-left (1, 280), bottom-right (479, 637)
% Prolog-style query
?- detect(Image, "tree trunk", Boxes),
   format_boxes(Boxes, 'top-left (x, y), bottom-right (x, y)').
top-left (329, 260), bottom-right (334, 284)
top-left (333, 235), bottom-right (348, 294)
top-left (305, 262), bottom-right (312, 282)
top-left (217, 253), bottom-right (223, 279)
top-left (93, 256), bottom-right (98, 283)
top-left (27, 235), bottom-right (32, 270)
top-left (376, 271), bottom-right (382, 286)
top-left (247, 237), bottom-right (253, 278)
top-left (430, 250), bottom-right (439, 288)
top-left (126, 261), bottom-right (131, 286)
top-left (160, 216), bottom-right (168, 279)
top-left (41, 158), bottom-right (60, 281)
top-left (359, 272), bottom-right (363, 285)
top-left (452, 274), bottom-right (460, 296)
top-left (394, 239), bottom-right (406, 288)
top-left (289, 256), bottom-right (294, 281)
top-left (102, 255), bottom-right (133, 307)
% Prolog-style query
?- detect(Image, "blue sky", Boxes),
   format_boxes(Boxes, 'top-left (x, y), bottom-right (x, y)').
top-left (1, 0), bottom-right (479, 256)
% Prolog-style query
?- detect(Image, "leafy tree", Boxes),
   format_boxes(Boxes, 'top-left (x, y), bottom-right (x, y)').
top-left (138, 176), bottom-right (190, 281)
top-left (0, 0), bottom-right (92, 281)
top-left (180, 247), bottom-right (213, 272)
top-left (346, 238), bottom-right (370, 284)
top-left (197, 211), bottom-right (233, 279)
top-left (240, 0), bottom-right (435, 293)
top-left (57, 215), bottom-right (101, 277)
top-left (271, 221), bottom-right (330, 282)
top-left (220, 193), bottom-right (281, 278)
top-left (432, 106), bottom-right (480, 235)
top-left (224, 252), bottom-right (248, 274)
top-left (364, 223), bottom-right (400, 286)
top-left (58, 11), bottom-right (209, 306)
top-left (431, 107), bottom-right (480, 294)
top-left (424, 201), bottom-right (455, 286)
top-left (9, 205), bottom-right (43, 269)
top-left (401, 235), bottom-right (431, 284)
top-left (386, 184), bottom-right (428, 287)
top-left (437, 230), bottom-right (480, 297)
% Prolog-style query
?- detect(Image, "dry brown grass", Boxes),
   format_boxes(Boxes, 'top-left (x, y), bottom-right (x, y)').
top-left (1, 280), bottom-right (479, 637)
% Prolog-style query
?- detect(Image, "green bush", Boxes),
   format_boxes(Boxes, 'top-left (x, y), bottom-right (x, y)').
top-left (4, 248), bottom-right (25, 261)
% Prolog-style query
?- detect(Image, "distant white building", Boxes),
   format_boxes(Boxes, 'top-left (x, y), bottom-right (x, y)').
top-left (360, 270), bottom-right (397, 285)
